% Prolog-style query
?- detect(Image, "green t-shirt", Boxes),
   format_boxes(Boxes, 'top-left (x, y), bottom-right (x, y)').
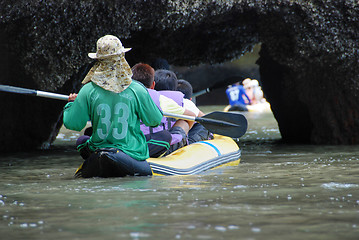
top-left (63, 81), bottom-right (163, 160)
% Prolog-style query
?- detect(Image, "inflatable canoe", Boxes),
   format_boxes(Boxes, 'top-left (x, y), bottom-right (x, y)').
top-left (224, 100), bottom-right (271, 113)
top-left (148, 135), bottom-right (240, 176)
top-left (75, 134), bottom-right (240, 178)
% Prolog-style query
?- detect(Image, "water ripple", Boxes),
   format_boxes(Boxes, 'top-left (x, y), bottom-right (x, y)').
top-left (321, 182), bottom-right (359, 190)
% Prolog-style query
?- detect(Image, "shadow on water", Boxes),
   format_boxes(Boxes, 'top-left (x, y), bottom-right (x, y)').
top-left (1, 105), bottom-right (359, 240)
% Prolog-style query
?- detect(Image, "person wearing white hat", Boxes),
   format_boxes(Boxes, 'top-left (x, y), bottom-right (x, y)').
top-left (250, 79), bottom-right (264, 104)
top-left (251, 79), bottom-right (263, 103)
top-left (242, 78), bottom-right (251, 88)
top-left (63, 35), bottom-right (163, 177)
top-left (225, 81), bottom-right (251, 111)
top-left (242, 78), bottom-right (255, 104)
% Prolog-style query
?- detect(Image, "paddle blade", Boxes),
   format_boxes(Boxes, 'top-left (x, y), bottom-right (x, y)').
top-left (200, 111), bottom-right (248, 138)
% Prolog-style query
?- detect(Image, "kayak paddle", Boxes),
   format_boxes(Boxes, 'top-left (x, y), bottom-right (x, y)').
top-left (164, 112), bottom-right (247, 138)
top-left (0, 84), bottom-right (69, 101)
top-left (192, 75), bottom-right (246, 98)
top-left (0, 84), bottom-right (247, 138)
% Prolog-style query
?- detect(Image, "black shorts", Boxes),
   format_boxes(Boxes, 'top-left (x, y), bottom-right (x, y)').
top-left (75, 148), bottom-right (153, 178)
top-left (188, 123), bottom-right (213, 144)
top-left (145, 130), bottom-right (172, 158)
top-left (76, 130), bottom-right (172, 160)
top-left (166, 126), bottom-right (188, 155)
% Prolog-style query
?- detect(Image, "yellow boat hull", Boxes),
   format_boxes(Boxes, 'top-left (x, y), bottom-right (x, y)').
top-left (75, 135), bottom-right (240, 177)
top-left (224, 101), bottom-right (271, 113)
top-left (148, 135), bottom-right (241, 176)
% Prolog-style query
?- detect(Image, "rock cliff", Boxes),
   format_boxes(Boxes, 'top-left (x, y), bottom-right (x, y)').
top-left (0, 0), bottom-right (358, 151)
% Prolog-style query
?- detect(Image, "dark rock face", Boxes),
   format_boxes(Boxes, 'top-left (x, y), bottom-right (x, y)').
top-left (0, 0), bottom-right (358, 151)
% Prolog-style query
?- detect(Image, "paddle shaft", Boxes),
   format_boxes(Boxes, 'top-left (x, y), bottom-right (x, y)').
top-left (163, 112), bottom-right (239, 127)
top-left (192, 75), bottom-right (247, 98)
top-left (0, 84), bottom-right (247, 137)
top-left (0, 85), bottom-right (69, 101)
top-left (192, 88), bottom-right (210, 98)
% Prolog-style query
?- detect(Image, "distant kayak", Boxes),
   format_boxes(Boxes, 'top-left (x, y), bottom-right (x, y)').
top-left (224, 100), bottom-right (271, 113)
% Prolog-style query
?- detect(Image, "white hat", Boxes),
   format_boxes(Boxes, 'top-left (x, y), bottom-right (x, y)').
top-left (242, 78), bottom-right (251, 88)
top-left (251, 80), bottom-right (259, 86)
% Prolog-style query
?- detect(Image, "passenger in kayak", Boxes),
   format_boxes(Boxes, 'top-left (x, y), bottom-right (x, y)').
top-left (242, 78), bottom-right (265, 105)
top-left (154, 70), bottom-right (199, 117)
top-left (131, 63), bottom-right (196, 156)
top-left (63, 35), bottom-right (163, 177)
top-left (176, 79), bottom-right (213, 144)
top-left (251, 79), bottom-right (265, 104)
top-left (177, 79), bottom-right (193, 101)
top-left (242, 78), bottom-right (254, 104)
top-left (155, 73), bottom-right (212, 144)
top-left (177, 79), bottom-right (203, 116)
top-left (150, 58), bottom-right (170, 71)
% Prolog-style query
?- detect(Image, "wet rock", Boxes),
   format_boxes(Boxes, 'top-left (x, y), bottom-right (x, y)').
top-left (0, 0), bottom-right (358, 151)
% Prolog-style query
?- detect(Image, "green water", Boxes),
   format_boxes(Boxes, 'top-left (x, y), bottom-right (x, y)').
top-left (1, 106), bottom-right (358, 239)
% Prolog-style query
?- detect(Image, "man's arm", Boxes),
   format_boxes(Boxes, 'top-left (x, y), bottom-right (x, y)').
top-left (159, 95), bottom-right (196, 129)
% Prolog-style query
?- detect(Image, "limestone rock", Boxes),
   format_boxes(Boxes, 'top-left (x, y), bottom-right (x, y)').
top-left (0, 0), bottom-right (358, 151)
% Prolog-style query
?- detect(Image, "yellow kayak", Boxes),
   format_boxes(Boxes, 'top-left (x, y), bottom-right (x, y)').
top-left (224, 100), bottom-right (271, 113)
top-left (148, 134), bottom-right (240, 176)
top-left (75, 134), bottom-right (240, 177)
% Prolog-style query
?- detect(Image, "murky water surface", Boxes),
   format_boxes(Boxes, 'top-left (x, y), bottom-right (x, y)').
top-left (1, 106), bottom-right (358, 239)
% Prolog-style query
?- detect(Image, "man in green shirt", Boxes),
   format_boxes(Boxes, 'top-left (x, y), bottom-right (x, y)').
top-left (63, 35), bottom-right (163, 178)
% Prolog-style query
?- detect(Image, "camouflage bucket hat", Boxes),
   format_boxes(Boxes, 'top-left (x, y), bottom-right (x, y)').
top-left (82, 35), bottom-right (133, 93)
top-left (88, 35), bottom-right (131, 59)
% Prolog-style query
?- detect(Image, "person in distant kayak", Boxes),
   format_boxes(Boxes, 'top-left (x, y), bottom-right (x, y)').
top-left (131, 63), bottom-right (196, 156)
top-left (242, 78), bottom-right (254, 104)
top-left (63, 35), bottom-right (163, 177)
top-left (251, 79), bottom-right (265, 104)
top-left (225, 81), bottom-right (251, 111)
top-left (155, 72), bottom-right (213, 144)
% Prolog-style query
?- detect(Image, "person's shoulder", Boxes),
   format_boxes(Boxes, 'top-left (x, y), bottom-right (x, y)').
top-left (129, 80), bottom-right (148, 92)
top-left (183, 98), bottom-right (198, 108)
top-left (183, 98), bottom-right (194, 104)
top-left (159, 94), bottom-right (184, 113)
top-left (159, 94), bottom-right (181, 106)
top-left (159, 94), bottom-right (173, 102)
top-left (80, 82), bottom-right (96, 92)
